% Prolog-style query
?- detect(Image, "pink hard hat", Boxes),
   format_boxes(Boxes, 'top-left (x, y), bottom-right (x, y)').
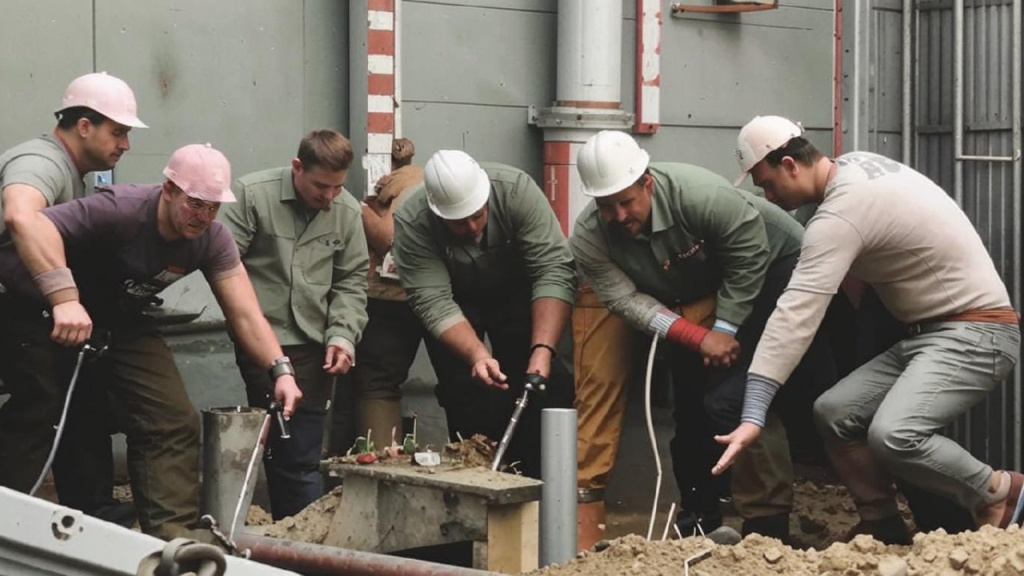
top-left (162, 144), bottom-right (236, 203)
top-left (57, 72), bottom-right (147, 129)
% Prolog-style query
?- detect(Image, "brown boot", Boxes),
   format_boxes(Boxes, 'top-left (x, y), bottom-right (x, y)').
top-left (358, 398), bottom-right (402, 451)
top-left (578, 500), bottom-right (607, 552)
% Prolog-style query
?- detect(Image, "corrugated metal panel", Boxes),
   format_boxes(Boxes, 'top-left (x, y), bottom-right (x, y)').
top-left (917, 0), bottom-right (1020, 469)
top-left (848, 0), bottom-right (1022, 470)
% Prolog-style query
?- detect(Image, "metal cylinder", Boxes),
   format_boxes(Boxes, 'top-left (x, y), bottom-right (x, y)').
top-left (539, 408), bottom-right (577, 567)
top-left (556, 0), bottom-right (623, 104)
top-left (236, 534), bottom-right (501, 576)
top-left (201, 406), bottom-right (266, 537)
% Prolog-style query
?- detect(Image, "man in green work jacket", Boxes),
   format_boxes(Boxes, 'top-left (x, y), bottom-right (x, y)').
top-left (219, 129), bottom-right (369, 519)
top-left (571, 130), bottom-right (837, 541)
top-left (392, 150), bottom-right (576, 478)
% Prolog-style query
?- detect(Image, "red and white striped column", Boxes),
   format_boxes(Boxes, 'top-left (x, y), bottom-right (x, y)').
top-left (634, 0), bottom-right (661, 134)
top-left (364, 0), bottom-right (398, 193)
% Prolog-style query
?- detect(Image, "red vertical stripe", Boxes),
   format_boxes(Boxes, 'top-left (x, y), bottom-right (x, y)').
top-left (368, 0), bottom-right (394, 11)
top-left (367, 112), bottom-right (395, 134)
top-left (368, 74), bottom-right (395, 96)
top-left (544, 142), bottom-right (572, 235)
top-left (368, 29), bottom-right (395, 56)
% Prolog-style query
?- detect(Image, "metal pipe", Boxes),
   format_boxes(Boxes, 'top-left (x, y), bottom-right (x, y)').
top-left (540, 408), bottom-right (577, 567)
top-left (556, 0), bottom-right (623, 105)
top-left (953, 0), bottom-right (964, 206)
top-left (236, 534), bottom-right (500, 576)
top-left (1012, 0), bottom-right (1022, 472)
top-left (901, 0), bottom-right (912, 165)
top-left (200, 406), bottom-right (267, 538)
top-left (957, 153), bottom-right (1020, 163)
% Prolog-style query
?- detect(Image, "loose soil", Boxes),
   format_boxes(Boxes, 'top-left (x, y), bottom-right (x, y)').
top-left (534, 526), bottom-right (1024, 576)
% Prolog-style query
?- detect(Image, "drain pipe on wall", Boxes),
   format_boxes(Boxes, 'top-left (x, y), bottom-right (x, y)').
top-left (531, 0), bottom-right (633, 236)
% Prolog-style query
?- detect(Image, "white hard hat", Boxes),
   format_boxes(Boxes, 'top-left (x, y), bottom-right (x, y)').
top-left (576, 131), bottom-right (650, 198)
top-left (733, 115), bottom-right (803, 186)
top-left (163, 143), bottom-right (236, 203)
top-left (57, 72), bottom-right (147, 129)
top-left (423, 150), bottom-right (491, 220)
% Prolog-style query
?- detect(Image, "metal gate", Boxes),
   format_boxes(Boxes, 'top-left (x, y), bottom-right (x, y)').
top-left (841, 0), bottom-right (1023, 470)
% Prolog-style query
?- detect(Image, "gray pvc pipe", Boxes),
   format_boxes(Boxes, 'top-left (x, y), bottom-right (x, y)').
top-left (540, 408), bottom-right (577, 567)
top-left (200, 406), bottom-right (267, 538)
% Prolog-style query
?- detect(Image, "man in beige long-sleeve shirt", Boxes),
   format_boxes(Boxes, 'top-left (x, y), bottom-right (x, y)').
top-left (715, 116), bottom-right (1023, 542)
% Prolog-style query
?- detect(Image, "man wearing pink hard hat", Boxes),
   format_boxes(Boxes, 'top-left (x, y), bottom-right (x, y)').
top-left (0, 143), bottom-right (303, 540)
top-left (0, 71), bottom-right (147, 499)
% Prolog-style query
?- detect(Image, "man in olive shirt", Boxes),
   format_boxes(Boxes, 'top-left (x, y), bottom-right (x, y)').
top-left (219, 130), bottom-right (369, 519)
top-left (0, 71), bottom-right (146, 501)
top-left (392, 150), bottom-right (576, 478)
top-left (571, 130), bottom-right (836, 541)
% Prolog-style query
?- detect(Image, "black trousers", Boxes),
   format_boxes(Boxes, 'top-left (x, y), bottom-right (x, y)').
top-left (670, 253), bottom-right (839, 514)
top-left (424, 296), bottom-right (573, 479)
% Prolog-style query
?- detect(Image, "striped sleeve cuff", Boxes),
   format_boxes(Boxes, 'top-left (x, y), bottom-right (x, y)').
top-left (741, 375), bottom-right (782, 428)
top-left (712, 319), bottom-right (738, 335)
top-left (648, 309), bottom-right (682, 339)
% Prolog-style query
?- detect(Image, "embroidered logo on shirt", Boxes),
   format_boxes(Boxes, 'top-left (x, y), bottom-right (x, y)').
top-left (662, 240), bottom-right (705, 270)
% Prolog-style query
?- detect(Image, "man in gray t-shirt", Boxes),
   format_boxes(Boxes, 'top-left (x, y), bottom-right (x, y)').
top-left (0, 71), bottom-right (147, 505)
top-left (0, 144), bottom-right (303, 541)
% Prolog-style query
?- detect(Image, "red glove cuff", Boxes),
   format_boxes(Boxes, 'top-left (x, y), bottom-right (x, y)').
top-left (666, 317), bottom-right (710, 351)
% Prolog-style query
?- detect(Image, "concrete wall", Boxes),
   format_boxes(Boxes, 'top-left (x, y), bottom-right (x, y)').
top-left (0, 0), bottom-right (836, 397)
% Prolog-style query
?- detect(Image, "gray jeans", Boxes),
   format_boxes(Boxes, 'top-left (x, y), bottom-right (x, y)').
top-left (814, 321), bottom-right (1020, 512)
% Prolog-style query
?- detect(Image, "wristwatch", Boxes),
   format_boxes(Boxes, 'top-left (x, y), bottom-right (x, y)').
top-left (268, 356), bottom-right (296, 381)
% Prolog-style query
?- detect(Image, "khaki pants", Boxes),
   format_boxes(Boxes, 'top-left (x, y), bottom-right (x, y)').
top-left (573, 287), bottom-right (794, 519)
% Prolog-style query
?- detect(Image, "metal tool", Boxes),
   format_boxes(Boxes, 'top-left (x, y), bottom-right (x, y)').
top-left (30, 338), bottom-right (109, 497)
top-left (228, 402), bottom-right (289, 541)
top-left (491, 373), bottom-right (546, 471)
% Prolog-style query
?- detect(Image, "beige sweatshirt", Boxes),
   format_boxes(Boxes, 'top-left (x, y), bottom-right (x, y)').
top-left (750, 152), bottom-right (1012, 384)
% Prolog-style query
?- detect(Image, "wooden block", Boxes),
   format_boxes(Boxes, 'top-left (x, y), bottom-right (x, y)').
top-left (485, 501), bottom-right (539, 573)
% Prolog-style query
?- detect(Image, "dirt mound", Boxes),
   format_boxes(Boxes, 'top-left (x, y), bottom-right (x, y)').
top-left (535, 525), bottom-right (1024, 576)
top-left (246, 505), bottom-right (273, 527)
top-left (443, 434), bottom-right (496, 468)
top-left (257, 486), bottom-right (343, 544)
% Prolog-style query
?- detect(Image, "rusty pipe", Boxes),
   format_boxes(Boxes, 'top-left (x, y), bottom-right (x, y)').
top-left (235, 534), bottom-right (502, 576)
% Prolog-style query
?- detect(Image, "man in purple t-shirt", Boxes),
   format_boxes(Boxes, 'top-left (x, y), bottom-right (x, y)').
top-left (0, 144), bottom-right (303, 541)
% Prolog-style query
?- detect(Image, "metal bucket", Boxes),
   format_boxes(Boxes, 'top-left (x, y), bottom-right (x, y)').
top-left (200, 406), bottom-right (266, 537)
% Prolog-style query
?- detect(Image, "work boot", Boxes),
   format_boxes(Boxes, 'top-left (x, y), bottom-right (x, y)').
top-left (842, 514), bottom-right (913, 545)
top-left (742, 512), bottom-right (790, 542)
top-left (358, 398), bottom-right (402, 451)
top-left (88, 500), bottom-right (137, 529)
top-left (577, 500), bottom-right (607, 552)
top-left (675, 508), bottom-right (723, 537)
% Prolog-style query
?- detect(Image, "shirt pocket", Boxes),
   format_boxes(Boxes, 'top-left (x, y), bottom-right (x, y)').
top-left (301, 235), bottom-right (344, 286)
top-left (656, 226), bottom-right (713, 289)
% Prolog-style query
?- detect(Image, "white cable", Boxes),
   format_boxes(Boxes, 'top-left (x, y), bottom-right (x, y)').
top-left (661, 502), bottom-right (677, 541)
top-left (30, 345), bottom-right (90, 497)
top-left (643, 333), bottom-right (660, 540)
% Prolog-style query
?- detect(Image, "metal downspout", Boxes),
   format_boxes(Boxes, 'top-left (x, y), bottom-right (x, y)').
top-left (954, 0), bottom-right (964, 206)
top-left (901, 0), bottom-right (912, 165)
top-left (1012, 0), bottom-right (1022, 471)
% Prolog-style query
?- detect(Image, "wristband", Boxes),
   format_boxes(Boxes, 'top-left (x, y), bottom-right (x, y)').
top-left (530, 343), bottom-right (558, 358)
top-left (34, 267), bottom-right (76, 296)
top-left (268, 356), bottom-right (295, 381)
top-left (666, 317), bottom-right (710, 351)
